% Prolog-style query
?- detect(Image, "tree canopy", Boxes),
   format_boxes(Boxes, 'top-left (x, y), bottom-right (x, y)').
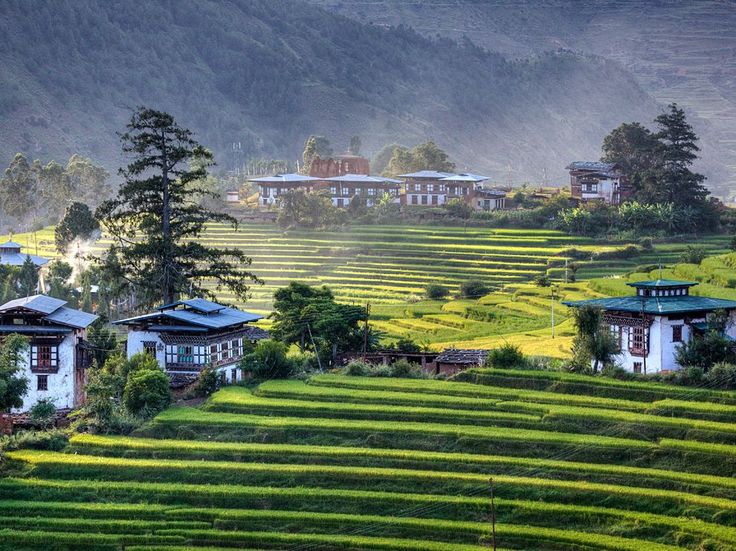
top-left (0, 334), bottom-right (29, 412)
top-left (385, 141), bottom-right (455, 176)
top-left (96, 107), bottom-right (260, 308)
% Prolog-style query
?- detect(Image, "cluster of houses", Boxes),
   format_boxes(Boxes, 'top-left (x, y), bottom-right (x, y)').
top-left (245, 153), bottom-right (507, 211)
top-left (2, 276), bottom-right (735, 413)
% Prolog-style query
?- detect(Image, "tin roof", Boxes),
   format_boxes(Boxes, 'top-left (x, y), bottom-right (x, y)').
top-left (440, 173), bottom-right (490, 182)
top-left (0, 295), bottom-right (97, 329)
top-left (324, 173), bottom-right (403, 184)
top-left (563, 295), bottom-right (736, 315)
top-left (627, 279), bottom-right (698, 289)
top-left (0, 241), bottom-right (22, 249)
top-left (565, 161), bottom-right (619, 172)
top-left (248, 173), bottom-right (321, 183)
top-left (160, 298), bottom-right (226, 314)
top-left (115, 299), bottom-right (263, 331)
top-left (399, 170), bottom-right (457, 179)
top-left (0, 251), bottom-right (49, 267)
top-left (435, 348), bottom-right (489, 365)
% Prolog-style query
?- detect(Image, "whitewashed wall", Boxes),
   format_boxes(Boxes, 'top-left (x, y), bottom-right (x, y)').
top-left (13, 335), bottom-right (77, 412)
top-left (126, 330), bottom-right (166, 367)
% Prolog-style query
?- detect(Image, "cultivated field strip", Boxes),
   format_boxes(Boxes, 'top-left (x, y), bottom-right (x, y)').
top-left (5, 373), bottom-right (736, 549)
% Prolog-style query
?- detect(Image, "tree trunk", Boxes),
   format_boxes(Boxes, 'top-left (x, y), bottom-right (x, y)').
top-left (160, 131), bottom-right (173, 305)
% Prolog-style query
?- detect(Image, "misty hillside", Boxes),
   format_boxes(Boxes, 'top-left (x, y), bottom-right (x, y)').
top-left (311, 0), bottom-right (736, 197)
top-left (0, 0), bottom-right (658, 185)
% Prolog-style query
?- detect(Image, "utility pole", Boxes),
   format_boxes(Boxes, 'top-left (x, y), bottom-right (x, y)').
top-left (362, 302), bottom-right (371, 355)
top-left (551, 286), bottom-right (556, 339)
top-left (489, 477), bottom-right (497, 551)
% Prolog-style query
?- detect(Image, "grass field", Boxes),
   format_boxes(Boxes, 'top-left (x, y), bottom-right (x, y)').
top-left (2, 224), bottom-right (733, 355)
top-left (4, 371), bottom-right (736, 549)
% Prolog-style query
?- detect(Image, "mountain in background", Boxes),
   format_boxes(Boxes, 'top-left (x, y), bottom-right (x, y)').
top-left (0, 0), bottom-right (666, 189)
top-left (310, 0), bottom-right (736, 198)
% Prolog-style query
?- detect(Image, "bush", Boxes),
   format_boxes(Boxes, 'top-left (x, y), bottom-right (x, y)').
top-left (389, 359), bottom-right (424, 378)
top-left (29, 399), bottom-right (56, 428)
top-left (459, 280), bottom-right (490, 299)
top-left (189, 366), bottom-right (221, 398)
top-left (679, 245), bottom-right (707, 264)
top-left (425, 283), bottom-right (450, 300)
top-left (0, 429), bottom-right (68, 453)
top-left (486, 343), bottom-right (526, 369)
top-left (392, 338), bottom-right (422, 353)
top-left (344, 360), bottom-right (373, 376)
top-left (123, 368), bottom-right (172, 417)
top-left (705, 363), bottom-right (736, 390)
top-left (533, 274), bottom-right (551, 287)
top-left (242, 340), bottom-right (294, 379)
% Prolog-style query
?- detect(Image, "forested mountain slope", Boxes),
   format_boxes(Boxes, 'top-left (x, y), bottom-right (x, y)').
top-left (311, 0), bottom-right (736, 197)
top-left (0, 0), bottom-right (657, 184)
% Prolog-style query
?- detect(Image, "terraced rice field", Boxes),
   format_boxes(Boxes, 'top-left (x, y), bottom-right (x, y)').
top-left (4, 371), bottom-right (736, 549)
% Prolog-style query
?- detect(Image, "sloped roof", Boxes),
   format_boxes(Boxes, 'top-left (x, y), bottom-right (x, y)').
top-left (0, 251), bottom-right (49, 267)
top-left (115, 299), bottom-right (262, 331)
top-left (0, 241), bottom-right (22, 249)
top-left (627, 279), bottom-right (697, 289)
top-left (399, 170), bottom-right (457, 179)
top-left (324, 173), bottom-right (402, 184)
top-left (440, 173), bottom-right (490, 182)
top-left (563, 295), bottom-right (736, 315)
top-left (566, 161), bottom-right (619, 172)
top-left (0, 295), bottom-right (97, 329)
top-left (248, 173), bottom-right (321, 183)
top-left (435, 349), bottom-right (489, 365)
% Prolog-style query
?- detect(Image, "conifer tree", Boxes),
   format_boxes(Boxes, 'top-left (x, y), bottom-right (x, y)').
top-left (18, 256), bottom-right (38, 297)
top-left (96, 107), bottom-right (259, 308)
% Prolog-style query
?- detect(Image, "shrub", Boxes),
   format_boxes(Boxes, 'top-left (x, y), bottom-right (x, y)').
top-left (344, 360), bottom-right (373, 376)
top-left (241, 340), bottom-right (294, 379)
top-left (459, 280), bottom-right (490, 298)
top-left (189, 366), bottom-right (221, 398)
top-left (639, 237), bottom-right (654, 251)
top-left (393, 338), bottom-right (422, 353)
top-left (730, 235), bottom-right (736, 252)
top-left (425, 283), bottom-right (450, 300)
top-left (29, 399), bottom-right (56, 428)
top-left (0, 429), bottom-right (68, 452)
top-left (486, 343), bottom-right (526, 369)
top-left (389, 359), bottom-right (424, 378)
top-left (705, 363), bottom-right (736, 390)
top-left (123, 368), bottom-right (172, 417)
top-left (533, 274), bottom-right (551, 287)
top-left (679, 245), bottom-right (707, 264)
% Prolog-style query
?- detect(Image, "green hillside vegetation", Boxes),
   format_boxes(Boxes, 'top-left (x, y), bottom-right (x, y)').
top-left (5, 372), bottom-right (736, 549)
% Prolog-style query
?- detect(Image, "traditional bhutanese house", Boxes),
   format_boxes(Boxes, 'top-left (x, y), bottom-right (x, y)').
top-left (248, 173), bottom-right (322, 208)
top-left (224, 190), bottom-right (240, 203)
top-left (566, 161), bottom-right (632, 205)
top-left (0, 295), bottom-right (97, 412)
top-left (114, 298), bottom-right (269, 387)
top-left (322, 174), bottom-right (403, 208)
top-left (472, 188), bottom-right (507, 211)
top-left (563, 280), bottom-right (736, 374)
top-left (401, 171), bottom-right (493, 207)
top-left (0, 241), bottom-right (48, 268)
top-left (309, 154), bottom-right (370, 178)
top-left (433, 348), bottom-right (489, 376)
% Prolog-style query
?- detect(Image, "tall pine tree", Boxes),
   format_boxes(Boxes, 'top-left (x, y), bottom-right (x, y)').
top-left (96, 107), bottom-right (260, 308)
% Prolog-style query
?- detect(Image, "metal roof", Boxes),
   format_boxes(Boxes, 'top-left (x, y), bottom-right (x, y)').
top-left (399, 170), bottom-right (457, 179)
top-left (115, 299), bottom-right (263, 330)
top-left (0, 252), bottom-right (49, 267)
top-left (0, 241), bottom-right (22, 249)
top-left (563, 295), bottom-right (736, 315)
top-left (0, 295), bottom-right (67, 315)
top-left (440, 173), bottom-right (490, 182)
top-left (324, 173), bottom-right (403, 184)
top-left (0, 295), bottom-right (98, 329)
top-left (627, 279), bottom-right (698, 289)
top-left (248, 173), bottom-right (321, 183)
top-left (565, 161), bottom-right (618, 172)
top-left (45, 306), bottom-right (99, 329)
top-left (435, 349), bottom-right (489, 364)
top-left (160, 298), bottom-right (226, 313)
top-left (0, 324), bottom-right (72, 334)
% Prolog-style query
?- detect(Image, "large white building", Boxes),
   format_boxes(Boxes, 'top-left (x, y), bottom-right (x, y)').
top-left (115, 298), bottom-right (269, 387)
top-left (564, 280), bottom-right (736, 374)
top-left (0, 295), bottom-right (97, 412)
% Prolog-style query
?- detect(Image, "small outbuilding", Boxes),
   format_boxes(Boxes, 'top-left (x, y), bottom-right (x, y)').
top-left (433, 348), bottom-right (489, 376)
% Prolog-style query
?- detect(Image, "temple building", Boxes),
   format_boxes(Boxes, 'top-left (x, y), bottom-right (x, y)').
top-left (566, 161), bottom-right (632, 205)
top-left (564, 280), bottom-right (736, 374)
top-left (309, 154), bottom-right (370, 179)
top-left (0, 241), bottom-right (48, 268)
top-left (115, 298), bottom-right (268, 386)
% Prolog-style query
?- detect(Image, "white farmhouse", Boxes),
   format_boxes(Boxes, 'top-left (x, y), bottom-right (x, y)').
top-left (114, 298), bottom-right (269, 387)
top-left (564, 280), bottom-right (736, 374)
top-left (0, 295), bottom-right (97, 412)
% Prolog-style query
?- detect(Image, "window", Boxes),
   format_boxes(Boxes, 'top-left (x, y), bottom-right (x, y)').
top-left (221, 340), bottom-right (231, 360)
top-left (439, 184), bottom-right (446, 192)
top-left (421, 195), bottom-right (428, 205)
top-left (427, 184), bottom-right (434, 192)
top-left (330, 186), bottom-right (337, 195)
top-left (411, 195), bottom-right (418, 205)
top-left (672, 325), bottom-right (683, 343)
top-left (342, 187), bottom-right (350, 196)
top-left (36, 375), bottom-right (48, 391)
top-left (633, 362), bottom-right (642, 374)
top-left (231, 368), bottom-right (238, 382)
top-left (368, 188), bottom-right (375, 196)
top-left (177, 345), bottom-right (194, 364)
top-left (431, 195), bottom-right (438, 205)
top-left (210, 343), bottom-right (219, 363)
top-left (262, 198), bottom-right (268, 205)
top-left (143, 341), bottom-right (157, 357)
top-left (337, 198), bottom-right (344, 207)
top-left (583, 183), bottom-right (598, 193)
top-left (31, 345), bottom-right (58, 370)
top-left (413, 183), bottom-right (420, 192)
top-left (220, 371), bottom-right (227, 385)
top-left (629, 326), bottom-right (646, 354)
top-left (609, 325), bottom-right (622, 348)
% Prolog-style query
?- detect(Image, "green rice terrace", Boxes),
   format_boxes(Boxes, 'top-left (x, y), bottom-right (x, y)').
top-left (4, 371), bottom-right (736, 549)
top-left (3, 223), bottom-right (734, 356)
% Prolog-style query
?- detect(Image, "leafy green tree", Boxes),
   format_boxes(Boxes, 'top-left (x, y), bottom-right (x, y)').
top-left (46, 260), bottom-right (74, 302)
top-left (302, 135), bottom-right (332, 174)
top-left (459, 280), bottom-right (490, 298)
top-left (373, 144), bottom-right (405, 175)
top-left (277, 190), bottom-right (343, 229)
top-left (348, 135), bottom-right (362, 155)
top-left (18, 256), bottom-right (38, 296)
top-left (601, 122), bottom-right (659, 183)
top-left (96, 107), bottom-right (259, 307)
top-left (0, 153), bottom-right (36, 221)
top-left (676, 310), bottom-right (736, 370)
top-left (55, 202), bottom-right (99, 253)
top-left (425, 283), bottom-right (449, 300)
top-left (123, 367), bottom-right (171, 416)
top-left (485, 343), bottom-right (526, 369)
top-left (271, 282), bottom-right (368, 359)
top-left (0, 334), bottom-right (29, 412)
top-left (570, 305), bottom-right (619, 373)
top-left (385, 141), bottom-right (455, 176)
top-left (29, 398), bottom-right (56, 428)
top-left (241, 340), bottom-right (294, 379)
top-left (444, 198), bottom-right (473, 220)
top-left (87, 321), bottom-right (119, 368)
top-left (65, 154), bottom-right (110, 207)
top-left (37, 160), bottom-right (70, 220)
